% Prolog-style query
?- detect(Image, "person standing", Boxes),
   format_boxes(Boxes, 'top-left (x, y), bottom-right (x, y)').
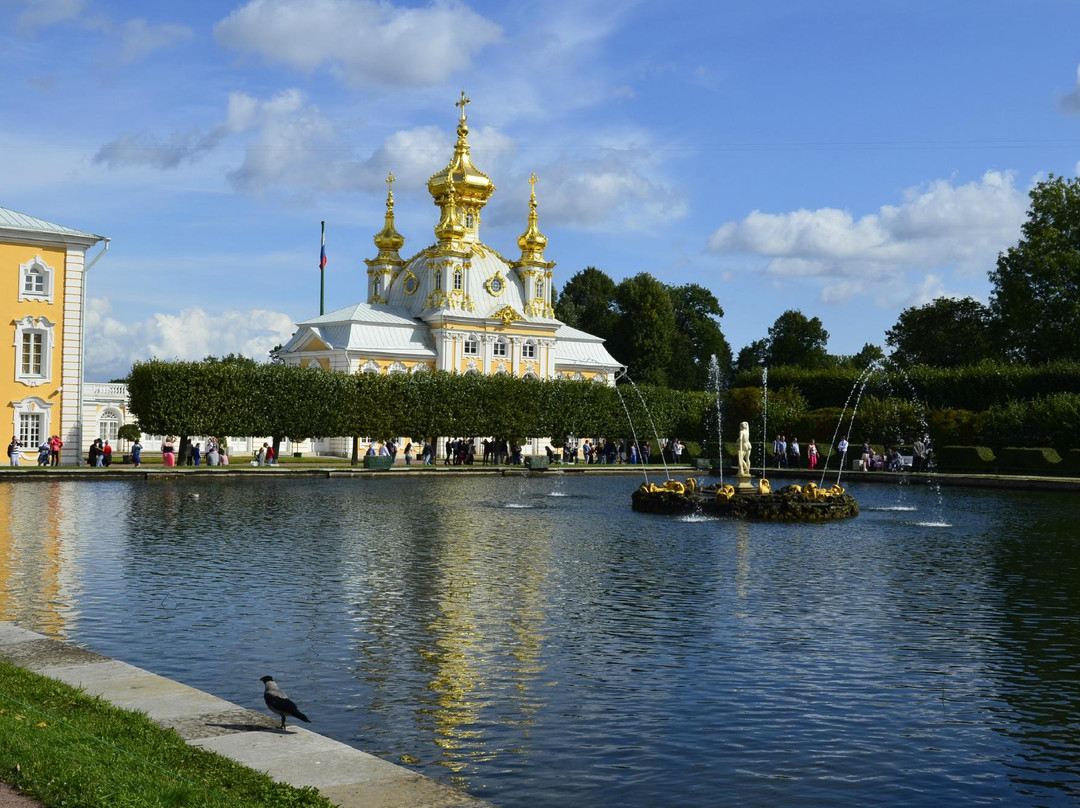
top-left (912, 436), bottom-right (926, 472)
top-left (131, 438), bottom-right (143, 468)
top-left (789, 437), bottom-right (801, 468)
top-left (162, 436), bottom-right (177, 467)
top-left (837, 435), bottom-right (849, 469)
top-left (808, 439), bottom-right (819, 471)
top-left (102, 441), bottom-right (113, 467)
top-left (266, 444), bottom-right (276, 466)
top-left (7, 436), bottom-right (21, 466)
top-left (49, 434), bottom-right (63, 466)
top-left (404, 441), bottom-right (413, 466)
top-left (37, 441), bottom-right (50, 466)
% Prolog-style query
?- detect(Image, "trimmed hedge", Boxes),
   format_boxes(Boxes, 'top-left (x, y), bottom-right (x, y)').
top-left (995, 446), bottom-right (1063, 475)
top-left (936, 445), bottom-right (996, 475)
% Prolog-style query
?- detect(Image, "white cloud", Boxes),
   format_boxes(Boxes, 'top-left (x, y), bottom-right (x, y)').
top-left (85, 298), bottom-right (296, 380)
top-left (214, 0), bottom-right (502, 87)
top-left (116, 19), bottom-right (194, 64)
top-left (16, 0), bottom-right (85, 31)
top-left (706, 171), bottom-right (1028, 303)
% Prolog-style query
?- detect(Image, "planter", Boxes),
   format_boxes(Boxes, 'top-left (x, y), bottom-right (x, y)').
top-left (525, 456), bottom-right (550, 470)
top-left (293, 452), bottom-right (303, 458)
top-left (363, 456), bottom-right (394, 470)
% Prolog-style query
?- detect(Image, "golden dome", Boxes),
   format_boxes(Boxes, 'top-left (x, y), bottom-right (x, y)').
top-left (427, 91), bottom-right (495, 213)
top-left (517, 172), bottom-right (548, 263)
top-left (372, 172), bottom-right (404, 261)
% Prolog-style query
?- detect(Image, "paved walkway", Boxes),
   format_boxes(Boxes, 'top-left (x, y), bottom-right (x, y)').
top-left (0, 623), bottom-right (491, 808)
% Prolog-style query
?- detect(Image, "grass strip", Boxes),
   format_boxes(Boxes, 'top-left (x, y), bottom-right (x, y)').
top-left (0, 660), bottom-right (336, 808)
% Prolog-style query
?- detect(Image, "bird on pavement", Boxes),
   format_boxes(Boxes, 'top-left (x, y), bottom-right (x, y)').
top-left (260, 675), bottom-right (310, 730)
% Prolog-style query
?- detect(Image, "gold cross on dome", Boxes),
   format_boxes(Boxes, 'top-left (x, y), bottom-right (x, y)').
top-left (456, 90), bottom-right (471, 123)
top-left (528, 172), bottom-right (538, 189)
top-left (386, 171), bottom-right (395, 188)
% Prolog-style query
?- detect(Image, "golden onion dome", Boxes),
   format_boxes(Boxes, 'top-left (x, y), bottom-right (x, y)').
top-left (372, 172), bottom-right (404, 260)
top-left (427, 91), bottom-right (495, 211)
top-left (517, 172), bottom-right (548, 263)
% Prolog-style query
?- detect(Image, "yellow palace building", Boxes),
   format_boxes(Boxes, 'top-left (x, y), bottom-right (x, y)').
top-left (0, 207), bottom-right (106, 465)
top-left (278, 93), bottom-right (622, 384)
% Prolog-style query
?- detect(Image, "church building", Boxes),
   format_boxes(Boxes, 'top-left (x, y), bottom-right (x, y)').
top-left (278, 93), bottom-right (622, 384)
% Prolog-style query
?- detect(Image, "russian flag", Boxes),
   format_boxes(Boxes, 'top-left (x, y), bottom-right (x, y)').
top-left (320, 221), bottom-right (327, 270)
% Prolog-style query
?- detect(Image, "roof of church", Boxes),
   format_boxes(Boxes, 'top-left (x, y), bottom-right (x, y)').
top-left (284, 302), bottom-right (436, 358)
top-left (554, 324), bottom-right (623, 371)
top-left (0, 206), bottom-right (103, 242)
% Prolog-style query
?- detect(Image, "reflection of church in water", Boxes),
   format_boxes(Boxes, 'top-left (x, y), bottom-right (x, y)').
top-left (278, 92), bottom-right (622, 384)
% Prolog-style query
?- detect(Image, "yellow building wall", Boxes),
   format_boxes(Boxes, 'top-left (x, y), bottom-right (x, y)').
top-left (0, 240), bottom-right (68, 454)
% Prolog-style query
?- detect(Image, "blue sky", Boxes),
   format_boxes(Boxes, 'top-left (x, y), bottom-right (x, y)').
top-left (3, 0), bottom-right (1080, 380)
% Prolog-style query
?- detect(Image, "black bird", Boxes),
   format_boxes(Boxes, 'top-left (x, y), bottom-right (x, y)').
top-left (260, 675), bottom-right (310, 730)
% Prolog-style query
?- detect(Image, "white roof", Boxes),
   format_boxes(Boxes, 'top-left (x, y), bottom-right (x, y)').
top-left (283, 302), bottom-right (436, 358)
top-left (553, 324), bottom-right (622, 371)
top-left (0, 206), bottom-right (103, 244)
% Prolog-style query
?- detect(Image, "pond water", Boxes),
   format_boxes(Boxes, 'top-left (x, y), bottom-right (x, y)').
top-left (2, 474), bottom-right (1080, 807)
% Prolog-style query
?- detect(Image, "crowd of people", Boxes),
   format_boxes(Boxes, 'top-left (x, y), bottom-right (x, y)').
top-left (769, 432), bottom-right (934, 472)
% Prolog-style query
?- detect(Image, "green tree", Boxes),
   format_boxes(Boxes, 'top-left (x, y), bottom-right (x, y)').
top-left (989, 174), bottom-right (1080, 363)
top-left (609, 273), bottom-right (677, 387)
top-left (885, 297), bottom-right (997, 367)
top-left (667, 283), bottom-right (732, 391)
top-left (766, 309), bottom-right (830, 368)
top-left (554, 266), bottom-right (617, 339)
top-left (734, 339), bottom-right (769, 374)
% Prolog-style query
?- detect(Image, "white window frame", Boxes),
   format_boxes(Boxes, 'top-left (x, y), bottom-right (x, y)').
top-left (360, 359), bottom-right (381, 374)
top-left (387, 361), bottom-right (407, 374)
top-left (493, 337), bottom-right (508, 358)
top-left (535, 278), bottom-right (545, 298)
top-left (463, 334), bottom-right (479, 356)
top-left (19, 256), bottom-right (55, 303)
top-left (453, 268), bottom-right (463, 291)
top-left (12, 397), bottom-right (52, 452)
top-left (99, 409), bottom-right (121, 442)
top-left (13, 315), bottom-right (55, 387)
top-left (522, 340), bottom-right (536, 360)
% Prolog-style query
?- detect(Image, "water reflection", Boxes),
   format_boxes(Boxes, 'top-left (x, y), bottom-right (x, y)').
top-left (2, 477), bottom-right (1080, 806)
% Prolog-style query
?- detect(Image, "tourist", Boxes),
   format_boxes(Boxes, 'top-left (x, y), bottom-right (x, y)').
top-left (131, 437), bottom-right (143, 468)
top-left (837, 435), bottom-right (849, 467)
top-left (103, 440), bottom-right (113, 467)
top-left (404, 440), bottom-right (413, 466)
top-left (511, 441), bottom-right (522, 464)
top-left (421, 440), bottom-right (432, 465)
top-left (37, 441), bottom-right (50, 466)
top-left (808, 439), bottom-right (819, 471)
top-left (162, 436), bottom-right (177, 467)
top-left (912, 435), bottom-right (926, 472)
top-left (88, 439), bottom-right (100, 467)
top-left (789, 437), bottom-right (801, 468)
top-left (7, 436), bottom-right (21, 467)
top-left (772, 435), bottom-right (783, 468)
top-left (219, 444), bottom-right (228, 465)
top-left (49, 434), bottom-right (63, 466)
top-left (257, 444), bottom-right (267, 466)
top-left (642, 441), bottom-right (651, 465)
top-left (266, 444), bottom-right (276, 466)
top-left (860, 441), bottom-right (872, 472)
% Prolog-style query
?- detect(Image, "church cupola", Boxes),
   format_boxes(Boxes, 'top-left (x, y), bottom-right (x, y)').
top-left (364, 172), bottom-right (405, 304)
top-left (512, 173), bottom-right (556, 318)
top-left (427, 91), bottom-right (494, 244)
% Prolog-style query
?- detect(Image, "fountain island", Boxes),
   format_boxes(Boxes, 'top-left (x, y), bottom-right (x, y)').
top-left (632, 420), bottom-right (859, 521)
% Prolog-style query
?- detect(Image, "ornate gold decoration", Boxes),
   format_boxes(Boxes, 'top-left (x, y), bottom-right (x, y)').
top-left (402, 270), bottom-right (419, 296)
top-left (484, 271), bottom-right (506, 297)
top-left (493, 305), bottom-right (523, 326)
top-left (516, 172), bottom-right (549, 263)
top-left (428, 90), bottom-right (494, 243)
top-left (366, 171), bottom-right (405, 267)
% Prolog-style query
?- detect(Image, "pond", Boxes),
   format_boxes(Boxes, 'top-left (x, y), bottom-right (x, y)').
top-left (2, 474), bottom-right (1080, 806)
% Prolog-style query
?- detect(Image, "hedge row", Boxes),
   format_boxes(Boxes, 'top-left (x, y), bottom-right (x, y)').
top-left (935, 446), bottom-right (1080, 476)
top-left (733, 362), bottom-right (1080, 411)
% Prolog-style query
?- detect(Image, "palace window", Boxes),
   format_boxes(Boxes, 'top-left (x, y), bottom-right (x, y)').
top-left (12, 397), bottom-right (51, 450)
top-left (434, 269), bottom-right (442, 291)
top-left (535, 278), bottom-right (545, 298)
top-left (453, 268), bottom-right (463, 291)
top-left (465, 213), bottom-right (475, 228)
top-left (463, 335), bottom-right (479, 356)
top-left (99, 410), bottom-right (120, 442)
top-left (19, 256), bottom-right (54, 303)
top-left (372, 277), bottom-right (381, 298)
top-left (14, 316), bottom-right (54, 386)
top-left (522, 340), bottom-right (536, 360)
top-left (493, 337), bottom-right (508, 358)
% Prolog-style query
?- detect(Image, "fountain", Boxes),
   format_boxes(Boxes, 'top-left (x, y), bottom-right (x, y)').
top-left (631, 366), bottom-right (859, 521)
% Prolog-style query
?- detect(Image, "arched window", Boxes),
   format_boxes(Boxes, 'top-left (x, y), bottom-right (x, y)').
top-left (387, 361), bottom-right (407, 374)
top-left (360, 360), bottom-right (381, 374)
top-left (434, 269), bottom-right (442, 291)
top-left (372, 277), bottom-right (381, 298)
top-left (522, 340), bottom-right (536, 360)
top-left (99, 409), bottom-right (121, 442)
top-left (493, 337), bottom-right (508, 358)
top-left (463, 335), bottom-right (479, 356)
top-left (535, 278), bottom-right (545, 298)
top-left (19, 256), bottom-right (54, 303)
top-left (453, 268), bottom-right (463, 291)
top-left (465, 213), bottom-right (475, 228)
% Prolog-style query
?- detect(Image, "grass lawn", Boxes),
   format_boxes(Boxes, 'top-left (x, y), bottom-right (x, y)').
top-left (0, 661), bottom-right (335, 808)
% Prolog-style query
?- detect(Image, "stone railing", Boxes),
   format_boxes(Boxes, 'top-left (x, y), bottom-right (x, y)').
top-left (83, 382), bottom-right (129, 399)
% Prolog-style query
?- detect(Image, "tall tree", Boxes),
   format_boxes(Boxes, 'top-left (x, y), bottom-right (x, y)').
top-left (667, 283), bottom-right (732, 390)
top-left (554, 266), bottom-right (617, 339)
top-left (766, 309), bottom-right (830, 368)
top-left (609, 273), bottom-right (677, 386)
top-left (989, 174), bottom-right (1080, 363)
top-left (735, 339), bottom-right (769, 373)
top-left (885, 297), bottom-right (997, 367)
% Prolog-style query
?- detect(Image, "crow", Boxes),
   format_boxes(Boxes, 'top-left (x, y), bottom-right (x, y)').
top-left (260, 675), bottom-right (310, 730)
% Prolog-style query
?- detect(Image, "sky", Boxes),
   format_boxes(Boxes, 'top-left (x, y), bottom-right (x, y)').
top-left (3, 0), bottom-right (1080, 381)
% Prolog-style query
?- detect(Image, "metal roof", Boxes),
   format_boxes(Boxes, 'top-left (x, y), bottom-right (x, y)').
top-left (0, 206), bottom-right (103, 241)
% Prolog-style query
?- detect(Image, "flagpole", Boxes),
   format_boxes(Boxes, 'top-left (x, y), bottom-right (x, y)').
top-left (319, 220), bottom-right (326, 315)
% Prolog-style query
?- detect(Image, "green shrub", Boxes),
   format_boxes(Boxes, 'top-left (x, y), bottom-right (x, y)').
top-left (935, 446), bottom-right (997, 474)
top-left (996, 447), bottom-right (1064, 475)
